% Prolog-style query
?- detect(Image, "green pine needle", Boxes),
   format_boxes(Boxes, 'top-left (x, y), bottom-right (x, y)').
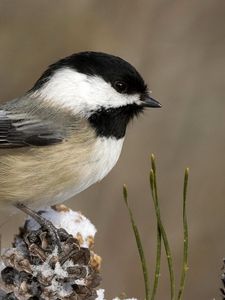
top-left (149, 168), bottom-right (162, 300)
top-left (151, 223), bottom-right (162, 300)
top-left (176, 168), bottom-right (189, 300)
top-left (123, 156), bottom-right (189, 300)
top-left (150, 155), bottom-right (176, 300)
top-left (123, 185), bottom-right (151, 300)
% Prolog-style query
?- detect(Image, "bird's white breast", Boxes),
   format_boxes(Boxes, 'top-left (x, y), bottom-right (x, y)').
top-left (88, 137), bottom-right (124, 182)
top-left (77, 137), bottom-right (124, 192)
top-left (51, 137), bottom-right (124, 205)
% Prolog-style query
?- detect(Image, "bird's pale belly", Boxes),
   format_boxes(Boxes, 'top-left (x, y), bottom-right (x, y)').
top-left (0, 137), bottom-right (124, 210)
top-left (45, 137), bottom-right (124, 207)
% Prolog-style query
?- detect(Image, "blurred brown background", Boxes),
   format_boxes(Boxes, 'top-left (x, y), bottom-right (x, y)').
top-left (0, 0), bottom-right (225, 299)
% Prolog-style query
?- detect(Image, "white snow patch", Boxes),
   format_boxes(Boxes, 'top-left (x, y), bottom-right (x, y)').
top-left (95, 289), bottom-right (137, 300)
top-left (33, 259), bottom-right (54, 278)
top-left (27, 207), bottom-right (96, 247)
top-left (96, 289), bottom-right (105, 300)
top-left (43, 277), bottom-right (73, 298)
top-left (75, 278), bottom-right (86, 285)
top-left (31, 249), bottom-right (74, 298)
top-left (54, 261), bottom-right (68, 278)
top-left (32, 248), bottom-right (62, 279)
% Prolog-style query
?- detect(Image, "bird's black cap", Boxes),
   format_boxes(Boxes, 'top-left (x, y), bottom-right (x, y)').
top-left (31, 51), bottom-right (147, 96)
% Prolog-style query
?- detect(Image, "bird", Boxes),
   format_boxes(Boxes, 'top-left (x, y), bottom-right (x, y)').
top-left (0, 51), bottom-right (161, 244)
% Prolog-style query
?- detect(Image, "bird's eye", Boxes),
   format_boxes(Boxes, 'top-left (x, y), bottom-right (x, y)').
top-left (113, 81), bottom-right (127, 94)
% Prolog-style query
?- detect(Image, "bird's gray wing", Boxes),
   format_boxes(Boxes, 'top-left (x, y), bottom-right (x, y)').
top-left (0, 110), bottom-right (65, 148)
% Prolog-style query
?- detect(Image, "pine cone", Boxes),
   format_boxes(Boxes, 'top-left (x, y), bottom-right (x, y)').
top-left (0, 205), bottom-right (102, 300)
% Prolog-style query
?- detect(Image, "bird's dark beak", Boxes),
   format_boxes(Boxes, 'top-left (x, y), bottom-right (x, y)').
top-left (141, 95), bottom-right (162, 108)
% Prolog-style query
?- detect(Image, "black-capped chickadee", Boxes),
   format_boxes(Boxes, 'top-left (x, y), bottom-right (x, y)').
top-left (0, 51), bottom-right (161, 214)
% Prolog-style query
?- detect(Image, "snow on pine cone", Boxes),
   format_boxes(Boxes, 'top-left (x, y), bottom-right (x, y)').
top-left (0, 205), bottom-right (102, 300)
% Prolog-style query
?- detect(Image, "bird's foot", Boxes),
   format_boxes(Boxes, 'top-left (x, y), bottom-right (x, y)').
top-left (15, 203), bottom-right (62, 253)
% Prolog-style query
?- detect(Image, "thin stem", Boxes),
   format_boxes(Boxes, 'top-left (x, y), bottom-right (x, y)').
top-left (177, 168), bottom-right (189, 300)
top-left (150, 155), bottom-right (176, 300)
top-left (151, 223), bottom-right (162, 300)
top-left (149, 160), bottom-right (162, 300)
top-left (123, 185), bottom-right (151, 300)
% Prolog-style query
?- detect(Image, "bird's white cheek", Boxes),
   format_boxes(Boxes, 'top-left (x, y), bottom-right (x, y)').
top-left (33, 68), bottom-right (141, 115)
